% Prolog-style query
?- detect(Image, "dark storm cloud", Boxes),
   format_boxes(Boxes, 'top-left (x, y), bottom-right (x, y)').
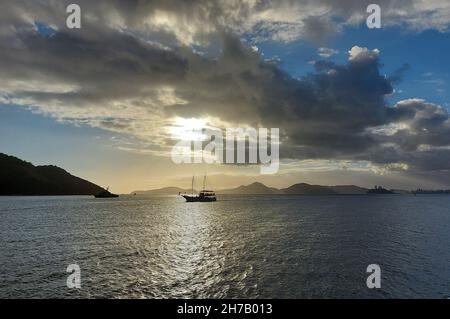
top-left (3, 25), bottom-right (187, 87)
top-left (166, 39), bottom-right (412, 160)
top-left (1, 0), bottom-right (450, 176)
top-left (388, 100), bottom-right (450, 153)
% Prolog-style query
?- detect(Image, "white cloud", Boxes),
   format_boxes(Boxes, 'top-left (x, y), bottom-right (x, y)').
top-left (348, 46), bottom-right (380, 61)
top-left (318, 47), bottom-right (339, 58)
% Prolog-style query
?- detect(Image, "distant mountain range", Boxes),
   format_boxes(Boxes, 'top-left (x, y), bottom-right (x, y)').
top-left (1, 153), bottom-right (421, 197)
top-left (132, 182), bottom-right (368, 196)
top-left (0, 153), bottom-right (104, 195)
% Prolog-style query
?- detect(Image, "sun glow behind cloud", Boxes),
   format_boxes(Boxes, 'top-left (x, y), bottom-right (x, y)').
top-left (170, 117), bottom-right (207, 141)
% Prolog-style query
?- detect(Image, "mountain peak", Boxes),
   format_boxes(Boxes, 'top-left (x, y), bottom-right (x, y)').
top-left (248, 182), bottom-right (265, 186)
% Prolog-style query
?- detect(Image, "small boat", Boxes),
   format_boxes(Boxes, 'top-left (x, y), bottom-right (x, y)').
top-left (181, 175), bottom-right (216, 202)
top-left (94, 187), bottom-right (119, 198)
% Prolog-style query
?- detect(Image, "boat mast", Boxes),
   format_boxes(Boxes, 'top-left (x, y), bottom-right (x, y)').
top-left (191, 176), bottom-right (194, 195)
top-left (203, 175), bottom-right (206, 191)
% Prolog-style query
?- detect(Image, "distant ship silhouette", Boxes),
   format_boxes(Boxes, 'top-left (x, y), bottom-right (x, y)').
top-left (367, 186), bottom-right (394, 194)
top-left (95, 187), bottom-right (119, 198)
top-left (180, 175), bottom-right (216, 202)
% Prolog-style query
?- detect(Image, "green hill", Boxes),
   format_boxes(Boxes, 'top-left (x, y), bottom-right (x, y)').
top-left (0, 153), bottom-right (104, 195)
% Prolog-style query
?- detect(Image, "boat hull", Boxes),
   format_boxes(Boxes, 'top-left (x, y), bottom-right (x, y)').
top-left (94, 191), bottom-right (119, 198)
top-left (182, 195), bottom-right (216, 202)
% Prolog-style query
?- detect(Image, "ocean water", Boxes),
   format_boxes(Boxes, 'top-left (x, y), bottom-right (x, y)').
top-left (1, 194), bottom-right (450, 299)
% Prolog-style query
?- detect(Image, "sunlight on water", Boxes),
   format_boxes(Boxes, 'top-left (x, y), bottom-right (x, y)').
top-left (1, 195), bottom-right (450, 298)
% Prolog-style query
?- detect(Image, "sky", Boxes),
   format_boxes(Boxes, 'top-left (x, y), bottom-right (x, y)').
top-left (2, 0), bottom-right (450, 193)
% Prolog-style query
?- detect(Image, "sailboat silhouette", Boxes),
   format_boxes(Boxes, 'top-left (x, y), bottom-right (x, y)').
top-left (180, 175), bottom-right (216, 202)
